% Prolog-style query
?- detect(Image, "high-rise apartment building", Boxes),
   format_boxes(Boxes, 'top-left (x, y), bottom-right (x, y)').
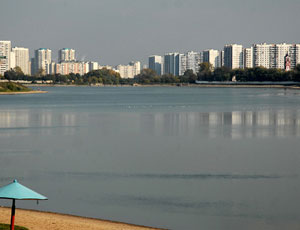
top-left (275, 43), bottom-right (293, 69)
top-left (0, 41), bottom-right (11, 75)
top-left (149, 55), bottom-right (163, 75)
top-left (116, 61), bottom-right (141, 78)
top-left (294, 44), bottom-right (300, 68)
top-left (53, 61), bottom-right (89, 75)
top-left (220, 50), bottom-right (224, 67)
top-left (243, 47), bottom-right (253, 68)
top-left (164, 53), bottom-right (180, 76)
top-left (252, 43), bottom-right (300, 70)
top-left (10, 51), bottom-right (16, 70)
top-left (89, 62), bottom-right (99, 71)
top-left (34, 48), bottom-right (52, 75)
top-left (252, 43), bottom-right (275, 68)
top-left (203, 49), bottom-right (220, 69)
top-left (11, 47), bottom-right (30, 75)
top-left (58, 48), bottom-right (76, 62)
top-left (179, 51), bottom-right (201, 75)
top-left (224, 44), bottom-right (243, 69)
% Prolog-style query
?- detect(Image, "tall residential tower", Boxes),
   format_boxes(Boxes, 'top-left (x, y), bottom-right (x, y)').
top-left (34, 48), bottom-right (52, 75)
top-left (11, 47), bottom-right (30, 75)
top-left (224, 44), bottom-right (243, 69)
top-left (0, 41), bottom-right (11, 75)
top-left (58, 48), bottom-right (76, 62)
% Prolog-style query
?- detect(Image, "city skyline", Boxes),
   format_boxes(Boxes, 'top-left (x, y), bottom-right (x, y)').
top-left (1, 0), bottom-right (299, 66)
top-left (1, 40), bottom-right (300, 77)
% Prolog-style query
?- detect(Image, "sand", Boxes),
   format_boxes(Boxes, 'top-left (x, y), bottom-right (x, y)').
top-left (0, 91), bottom-right (47, 95)
top-left (0, 207), bottom-right (163, 230)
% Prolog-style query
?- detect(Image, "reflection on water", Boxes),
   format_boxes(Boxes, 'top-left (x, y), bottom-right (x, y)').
top-left (142, 110), bottom-right (300, 139)
top-left (0, 110), bottom-right (77, 136)
top-left (0, 109), bottom-right (300, 139)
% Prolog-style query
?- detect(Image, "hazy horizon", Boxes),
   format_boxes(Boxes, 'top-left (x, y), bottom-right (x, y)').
top-left (1, 0), bottom-right (300, 66)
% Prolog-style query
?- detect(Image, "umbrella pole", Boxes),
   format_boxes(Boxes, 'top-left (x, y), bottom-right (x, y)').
top-left (10, 199), bottom-right (15, 230)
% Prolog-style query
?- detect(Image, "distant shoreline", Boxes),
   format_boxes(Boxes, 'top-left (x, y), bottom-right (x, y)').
top-left (26, 83), bottom-right (300, 90)
top-left (0, 90), bottom-right (48, 95)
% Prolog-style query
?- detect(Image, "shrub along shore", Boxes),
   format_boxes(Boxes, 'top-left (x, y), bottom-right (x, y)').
top-left (1, 63), bottom-right (300, 86)
top-left (0, 82), bottom-right (46, 95)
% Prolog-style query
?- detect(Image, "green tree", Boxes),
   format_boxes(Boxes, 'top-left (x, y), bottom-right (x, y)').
top-left (134, 68), bottom-right (158, 84)
top-left (182, 69), bottom-right (197, 83)
top-left (213, 67), bottom-right (231, 81)
top-left (197, 62), bottom-right (213, 81)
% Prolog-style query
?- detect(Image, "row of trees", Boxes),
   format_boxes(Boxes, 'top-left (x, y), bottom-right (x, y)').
top-left (2, 64), bottom-right (300, 85)
top-left (2, 67), bottom-right (123, 85)
top-left (197, 63), bottom-right (300, 82)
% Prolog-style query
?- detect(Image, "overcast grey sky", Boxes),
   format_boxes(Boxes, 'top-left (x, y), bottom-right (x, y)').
top-left (1, 0), bottom-right (300, 66)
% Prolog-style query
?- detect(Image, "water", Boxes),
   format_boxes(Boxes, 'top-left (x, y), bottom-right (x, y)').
top-left (0, 86), bottom-right (300, 230)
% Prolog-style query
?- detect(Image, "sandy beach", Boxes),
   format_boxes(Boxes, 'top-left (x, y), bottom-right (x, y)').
top-left (0, 207), bottom-right (163, 230)
top-left (0, 91), bottom-right (47, 95)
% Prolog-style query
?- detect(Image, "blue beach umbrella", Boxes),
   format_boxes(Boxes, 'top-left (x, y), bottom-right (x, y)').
top-left (0, 179), bottom-right (47, 230)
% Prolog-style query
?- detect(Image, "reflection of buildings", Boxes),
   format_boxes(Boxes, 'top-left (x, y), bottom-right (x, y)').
top-left (141, 110), bottom-right (300, 139)
top-left (0, 110), bottom-right (77, 135)
top-left (0, 110), bottom-right (29, 128)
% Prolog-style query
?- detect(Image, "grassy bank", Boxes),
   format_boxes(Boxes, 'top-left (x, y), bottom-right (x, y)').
top-left (0, 82), bottom-right (31, 93)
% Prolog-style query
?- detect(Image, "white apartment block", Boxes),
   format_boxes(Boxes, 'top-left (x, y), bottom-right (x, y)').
top-left (243, 47), bottom-right (253, 68)
top-left (179, 54), bottom-right (186, 76)
top-left (253, 43), bottom-right (274, 68)
top-left (35, 48), bottom-right (52, 74)
top-left (116, 61), bottom-right (141, 78)
top-left (11, 47), bottom-right (30, 75)
top-left (149, 55), bottom-right (163, 75)
top-left (252, 43), bottom-right (300, 69)
top-left (51, 61), bottom-right (89, 75)
top-left (164, 53), bottom-right (180, 76)
top-left (275, 43), bottom-right (293, 69)
top-left (99, 65), bottom-right (112, 70)
top-left (203, 49), bottom-right (220, 69)
top-left (10, 51), bottom-right (16, 70)
top-left (58, 48), bottom-right (76, 62)
top-left (0, 41), bottom-right (11, 75)
top-left (178, 51), bottom-right (201, 76)
top-left (89, 61), bottom-right (99, 71)
top-left (224, 44), bottom-right (243, 69)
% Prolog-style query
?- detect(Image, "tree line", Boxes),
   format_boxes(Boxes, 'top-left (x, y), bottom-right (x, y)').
top-left (1, 63), bottom-right (300, 85)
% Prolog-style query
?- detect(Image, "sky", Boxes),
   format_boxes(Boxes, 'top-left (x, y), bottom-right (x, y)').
top-left (1, 0), bottom-right (300, 66)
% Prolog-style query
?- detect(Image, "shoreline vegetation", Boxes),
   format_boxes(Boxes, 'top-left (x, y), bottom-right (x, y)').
top-left (0, 82), bottom-right (47, 95)
top-left (0, 207), bottom-right (163, 230)
top-left (25, 83), bottom-right (300, 90)
top-left (1, 64), bottom-right (300, 91)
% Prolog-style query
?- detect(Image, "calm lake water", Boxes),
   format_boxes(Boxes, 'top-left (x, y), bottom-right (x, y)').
top-left (0, 86), bottom-right (300, 230)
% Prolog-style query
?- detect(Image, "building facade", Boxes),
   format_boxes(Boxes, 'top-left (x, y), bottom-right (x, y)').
top-left (116, 61), bottom-right (141, 78)
top-left (224, 44), bottom-right (243, 69)
top-left (0, 41), bottom-right (11, 75)
top-left (164, 53), bottom-right (180, 76)
top-left (252, 43), bottom-right (300, 70)
top-left (243, 47), bottom-right (253, 68)
top-left (51, 61), bottom-right (89, 75)
top-left (11, 47), bottom-right (30, 75)
top-left (149, 55), bottom-right (163, 75)
top-left (58, 48), bottom-right (76, 62)
top-left (179, 51), bottom-right (201, 75)
top-left (34, 48), bottom-right (52, 75)
top-left (203, 49), bottom-right (220, 69)
top-left (89, 61), bottom-right (99, 71)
